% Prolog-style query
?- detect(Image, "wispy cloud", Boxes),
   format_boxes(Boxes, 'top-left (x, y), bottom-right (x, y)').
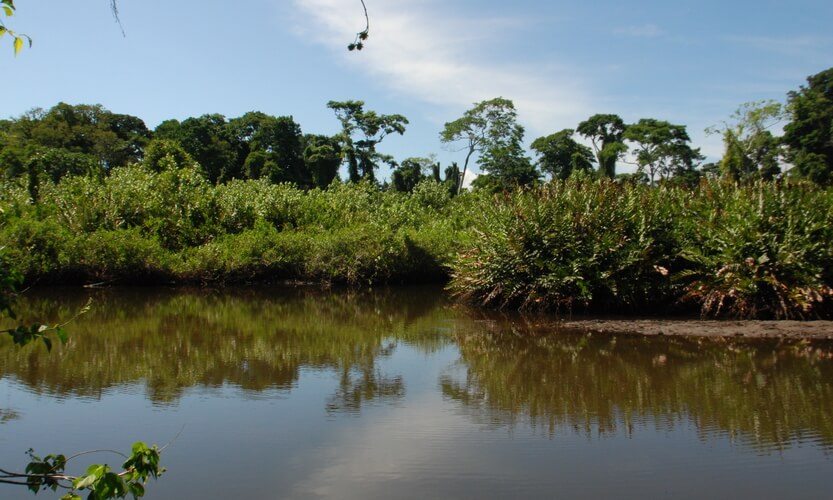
top-left (614, 24), bottom-right (664, 38)
top-left (291, 0), bottom-right (591, 137)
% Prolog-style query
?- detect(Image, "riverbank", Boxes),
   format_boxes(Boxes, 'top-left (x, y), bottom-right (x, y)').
top-left (558, 319), bottom-right (833, 340)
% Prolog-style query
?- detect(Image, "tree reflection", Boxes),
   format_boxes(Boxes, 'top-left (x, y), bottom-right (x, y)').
top-left (443, 314), bottom-right (833, 453)
top-left (0, 286), bottom-right (451, 412)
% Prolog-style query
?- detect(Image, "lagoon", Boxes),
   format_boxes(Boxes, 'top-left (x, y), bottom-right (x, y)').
top-left (2, 286), bottom-right (832, 499)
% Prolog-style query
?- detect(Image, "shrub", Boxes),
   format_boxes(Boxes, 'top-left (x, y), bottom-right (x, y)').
top-left (677, 181), bottom-right (833, 318)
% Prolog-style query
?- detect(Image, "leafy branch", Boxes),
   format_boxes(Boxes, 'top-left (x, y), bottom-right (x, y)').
top-left (0, 442), bottom-right (164, 499)
top-left (347, 0), bottom-right (369, 51)
top-left (0, 0), bottom-right (32, 56)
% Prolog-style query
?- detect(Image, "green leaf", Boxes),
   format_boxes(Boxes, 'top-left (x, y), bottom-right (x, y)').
top-left (56, 326), bottom-right (68, 344)
top-left (2, 5), bottom-right (13, 17)
top-left (42, 335), bottom-right (52, 352)
top-left (13, 34), bottom-right (22, 55)
top-left (0, 27), bottom-right (7, 38)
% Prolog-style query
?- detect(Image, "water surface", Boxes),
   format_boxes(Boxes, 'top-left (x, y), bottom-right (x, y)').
top-left (2, 287), bottom-right (832, 499)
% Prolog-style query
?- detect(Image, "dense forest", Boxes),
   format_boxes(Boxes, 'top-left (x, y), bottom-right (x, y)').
top-left (2, 67), bottom-right (833, 319)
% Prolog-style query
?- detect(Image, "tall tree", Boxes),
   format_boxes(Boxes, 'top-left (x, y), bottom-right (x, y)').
top-left (782, 67), bottom-right (833, 185)
top-left (440, 97), bottom-right (534, 193)
top-left (227, 112), bottom-right (308, 186)
top-left (707, 100), bottom-right (784, 181)
top-left (327, 100), bottom-right (408, 183)
top-left (155, 114), bottom-right (239, 184)
top-left (302, 134), bottom-right (342, 188)
top-left (576, 114), bottom-right (627, 178)
top-left (624, 118), bottom-right (703, 185)
top-left (0, 103), bottom-right (149, 182)
top-left (531, 129), bottom-right (595, 180)
top-left (391, 157), bottom-right (433, 193)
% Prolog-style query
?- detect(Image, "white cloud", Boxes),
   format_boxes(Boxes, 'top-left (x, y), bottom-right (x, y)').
top-left (291, 0), bottom-right (591, 138)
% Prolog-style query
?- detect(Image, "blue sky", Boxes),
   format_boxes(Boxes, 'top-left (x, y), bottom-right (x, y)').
top-left (2, 0), bottom-right (832, 180)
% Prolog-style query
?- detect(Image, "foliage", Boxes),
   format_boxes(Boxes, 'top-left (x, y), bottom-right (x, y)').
top-left (676, 181), bottom-right (833, 318)
top-left (142, 139), bottom-right (194, 173)
top-left (531, 129), bottom-right (595, 180)
top-left (783, 67), bottom-right (833, 185)
top-left (1, 250), bottom-right (163, 500)
top-left (0, 0), bottom-right (31, 55)
top-left (449, 179), bottom-right (682, 312)
top-left (391, 157), bottom-right (435, 193)
top-left (623, 118), bottom-right (704, 185)
top-left (0, 442), bottom-right (163, 499)
top-left (347, 0), bottom-right (370, 51)
top-left (448, 178), bottom-right (833, 318)
top-left (327, 100), bottom-right (408, 183)
top-left (706, 100), bottom-right (785, 181)
top-left (440, 97), bottom-right (532, 193)
top-left (576, 114), bottom-right (627, 178)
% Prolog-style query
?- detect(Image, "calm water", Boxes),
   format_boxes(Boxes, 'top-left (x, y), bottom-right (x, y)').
top-left (2, 286), bottom-right (833, 499)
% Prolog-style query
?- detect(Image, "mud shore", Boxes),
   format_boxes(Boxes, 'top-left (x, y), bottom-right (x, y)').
top-left (558, 319), bottom-right (833, 340)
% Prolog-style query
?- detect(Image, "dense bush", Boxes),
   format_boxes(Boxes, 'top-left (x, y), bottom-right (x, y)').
top-left (448, 178), bottom-right (833, 318)
top-left (676, 182), bottom-right (833, 318)
top-left (2, 168), bottom-right (832, 318)
top-left (448, 179), bottom-right (683, 312)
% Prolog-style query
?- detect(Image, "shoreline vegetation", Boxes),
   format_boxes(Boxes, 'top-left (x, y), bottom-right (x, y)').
top-left (2, 66), bottom-right (832, 323)
top-left (2, 175), bottom-right (832, 321)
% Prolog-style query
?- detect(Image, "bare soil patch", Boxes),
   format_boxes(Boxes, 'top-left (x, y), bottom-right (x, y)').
top-left (558, 319), bottom-right (833, 339)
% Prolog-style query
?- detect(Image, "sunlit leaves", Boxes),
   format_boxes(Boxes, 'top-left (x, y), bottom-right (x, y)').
top-left (0, 0), bottom-right (31, 56)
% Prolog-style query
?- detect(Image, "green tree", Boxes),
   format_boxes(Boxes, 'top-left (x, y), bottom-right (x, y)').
top-left (624, 118), bottom-right (703, 185)
top-left (227, 112), bottom-right (308, 186)
top-left (154, 115), bottom-right (239, 184)
top-left (440, 97), bottom-right (531, 193)
top-left (142, 139), bottom-right (195, 173)
top-left (391, 157), bottom-right (433, 192)
top-left (531, 129), bottom-right (595, 180)
top-left (476, 136), bottom-right (539, 191)
top-left (0, 104), bottom-right (150, 184)
top-left (782, 67), bottom-right (833, 185)
top-left (576, 114), bottom-right (628, 178)
top-left (707, 100), bottom-right (784, 181)
top-left (302, 134), bottom-right (342, 188)
top-left (327, 100), bottom-right (408, 183)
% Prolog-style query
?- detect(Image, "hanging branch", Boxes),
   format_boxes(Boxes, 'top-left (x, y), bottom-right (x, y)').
top-left (348, 0), bottom-right (369, 51)
top-left (110, 0), bottom-right (125, 36)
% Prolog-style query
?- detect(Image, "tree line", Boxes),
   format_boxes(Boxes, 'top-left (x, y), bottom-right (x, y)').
top-left (1, 67), bottom-right (832, 198)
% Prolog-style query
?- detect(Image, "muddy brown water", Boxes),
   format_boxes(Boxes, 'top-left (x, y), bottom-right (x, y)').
top-left (2, 286), bottom-right (832, 499)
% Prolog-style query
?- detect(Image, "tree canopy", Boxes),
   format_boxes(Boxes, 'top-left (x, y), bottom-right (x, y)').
top-left (783, 67), bottom-right (833, 185)
top-left (327, 100), bottom-right (408, 183)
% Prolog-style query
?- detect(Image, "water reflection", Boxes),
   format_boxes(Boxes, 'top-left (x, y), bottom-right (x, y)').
top-left (2, 287), bottom-right (833, 458)
top-left (0, 286), bottom-right (451, 410)
top-left (444, 311), bottom-right (833, 453)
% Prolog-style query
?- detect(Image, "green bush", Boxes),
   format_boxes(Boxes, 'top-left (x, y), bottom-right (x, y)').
top-left (448, 179), bottom-right (682, 312)
top-left (677, 181), bottom-right (833, 318)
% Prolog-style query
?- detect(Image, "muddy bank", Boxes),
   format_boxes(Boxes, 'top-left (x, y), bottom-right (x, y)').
top-left (558, 319), bottom-right (833, 340)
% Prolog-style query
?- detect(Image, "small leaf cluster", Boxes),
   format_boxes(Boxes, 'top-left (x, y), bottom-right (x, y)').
top-left (348, 29), bottom-right (368, 51)
top-left (0, 0), bottom-right (32, 56)
top-left (18, 442), bottom-right (164, 500)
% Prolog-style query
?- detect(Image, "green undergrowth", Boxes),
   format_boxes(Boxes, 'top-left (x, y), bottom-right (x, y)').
top-left (2, 168), bottom-right (832, 318)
